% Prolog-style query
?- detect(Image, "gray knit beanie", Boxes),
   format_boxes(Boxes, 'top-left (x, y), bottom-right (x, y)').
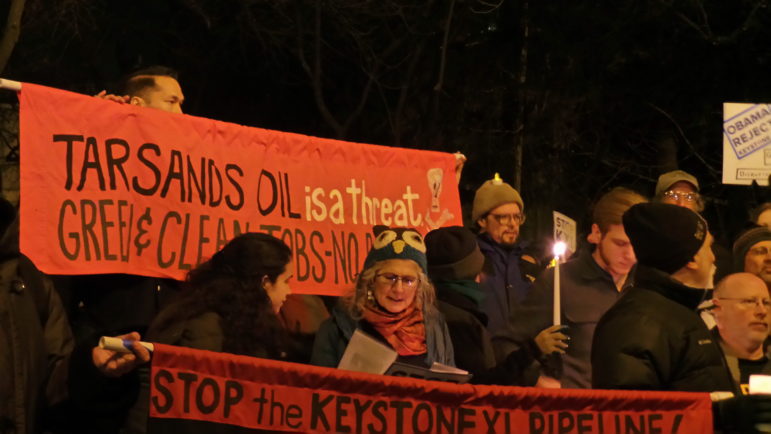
top-left (472, 174), bottom-right (524, 222)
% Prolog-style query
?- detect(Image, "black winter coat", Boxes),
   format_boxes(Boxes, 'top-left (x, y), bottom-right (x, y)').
top-left (437, 286), bottom-right (539, 385)
top-left (591, 265), bottom-right (737, 393)
top-left (0, 255), bottom-right (73, 434)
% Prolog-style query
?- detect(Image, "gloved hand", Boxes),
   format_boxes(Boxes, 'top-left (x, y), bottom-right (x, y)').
top-left (534, 324), bottom-right (570, 356)
top-left (713, 394), bottom-right (771, 433)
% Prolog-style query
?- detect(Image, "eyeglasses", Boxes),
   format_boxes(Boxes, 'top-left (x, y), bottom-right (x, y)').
top-left (663, 190), bottom-right (699, 202)
top-left (375, 273), bottom-right (420, 289)
top-left (748, 246), bottom-right (771, 256)
top-left (489, 212), bottom-right (526, 225)
top-left (717, 297), bottom-right (771, 309)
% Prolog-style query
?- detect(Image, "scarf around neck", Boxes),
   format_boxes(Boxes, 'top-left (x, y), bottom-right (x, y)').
top-left (435, 279), bottom-right (485, 308)
top-left (361, 302), bottom-right (427, 356)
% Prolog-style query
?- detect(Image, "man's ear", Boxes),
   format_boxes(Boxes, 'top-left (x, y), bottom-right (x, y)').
top-left (587, 223), bottom-right (601, 244)
top-left (261, 275), bottom-right (272, 292)
top-left (477, 217), bottom-right (488, 232)
top-left (709, 298), bottom-right (721, 315)
top-left (129, 96), bottom-right (146, 107)
top-left (684, 258), bottom-right (699, 271)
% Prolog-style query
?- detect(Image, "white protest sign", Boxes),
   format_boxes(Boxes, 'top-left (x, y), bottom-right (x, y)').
top-left (722, 102), bottom-right (771, 185)
top-left (553, 211), bottom-right (577, 254)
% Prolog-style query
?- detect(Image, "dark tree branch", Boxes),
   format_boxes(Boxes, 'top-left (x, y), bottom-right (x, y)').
top-left (513, 0), bottom-right (528, 191)
top-left (433, 0), bottom-right (455, 93)
top-left (660, 0), bottom-right (768, 45)
top-left (647, 102), bottom-right (721, 180)
top-left (0, 0), bottom-right (26, 74)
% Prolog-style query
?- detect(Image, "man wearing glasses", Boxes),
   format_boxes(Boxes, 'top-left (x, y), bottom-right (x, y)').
top-left (654, 169), bottom-right (704, 213)
top-left (711, 273), bottom-right (771, 395)
top-left (471, 174), bottom-right (539, 334)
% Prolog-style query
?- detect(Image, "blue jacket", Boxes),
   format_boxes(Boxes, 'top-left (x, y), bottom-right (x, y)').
top-left (477, 234), bottom-right (537, 334)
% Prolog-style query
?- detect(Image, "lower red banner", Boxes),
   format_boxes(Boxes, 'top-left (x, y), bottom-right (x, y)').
top-left (148, 344), bottom-right (713, 433)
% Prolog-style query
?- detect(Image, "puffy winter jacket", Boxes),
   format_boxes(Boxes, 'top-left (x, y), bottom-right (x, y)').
top-left (591, 265), bottom-right (737, 393)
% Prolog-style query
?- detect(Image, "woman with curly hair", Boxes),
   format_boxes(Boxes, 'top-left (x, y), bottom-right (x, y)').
top-left (123, 232), bottom-right (294, 433)
top-left (146, 232), bottom-right (294, 358)
top-left (310, 226), bottom-right (455, 368)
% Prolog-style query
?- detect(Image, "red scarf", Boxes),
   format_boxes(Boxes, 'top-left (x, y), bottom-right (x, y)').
top-left (361, 303), bottom-right (427, 356)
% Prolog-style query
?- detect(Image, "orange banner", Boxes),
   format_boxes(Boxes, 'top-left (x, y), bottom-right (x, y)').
top-left (18, 83), bottom-right (461, 295)
top-left (148, 344), bottom-right (714, 434)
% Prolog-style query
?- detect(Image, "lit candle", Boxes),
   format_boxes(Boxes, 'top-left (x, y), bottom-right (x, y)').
top-left (553, 241), bottom-right (567, 326)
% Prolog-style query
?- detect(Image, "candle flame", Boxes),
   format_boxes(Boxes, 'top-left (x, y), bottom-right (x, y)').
top-left (553, 241), bottom-right (567, 257)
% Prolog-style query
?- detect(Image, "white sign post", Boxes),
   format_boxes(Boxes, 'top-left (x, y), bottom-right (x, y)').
top-left (552, 211), bottom-right (575, 327)
top-left (722, 103), bottom-right (771, 185)
top-left (553, 211), bottom-right (577, 256)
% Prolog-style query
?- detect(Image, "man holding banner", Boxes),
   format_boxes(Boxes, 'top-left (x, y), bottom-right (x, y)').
top-left (493, 187), bottom-right (646, 389)
top-left (63, 66), bottom-right (187, 342)
top-left (95, 65), bottom-right (185, 114)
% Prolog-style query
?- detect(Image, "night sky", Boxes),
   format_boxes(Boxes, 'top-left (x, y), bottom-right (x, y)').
top-left (3, 0), bottom-right (771, 251)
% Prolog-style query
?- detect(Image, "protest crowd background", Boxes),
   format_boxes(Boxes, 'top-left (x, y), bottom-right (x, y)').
top-left (4, 1), bottom-right (771, 433)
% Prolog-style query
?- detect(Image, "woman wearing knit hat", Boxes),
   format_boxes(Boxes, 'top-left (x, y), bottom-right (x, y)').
top-left (426, 226), bottom-right (568, 385)
top-left (310, 226), bottom-right (455, 368)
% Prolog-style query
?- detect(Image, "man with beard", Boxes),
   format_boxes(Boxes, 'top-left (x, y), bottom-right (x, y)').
top-left (732, 226), bottom-right (771, 291)
top-left (472, 174), bottom-right (540, 333)
top-left (711, 273), bottom-right (771, 395)
top-left (493, 187), bottom-right (646, 388)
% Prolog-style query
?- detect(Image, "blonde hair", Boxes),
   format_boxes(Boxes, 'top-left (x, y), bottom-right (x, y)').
top-left (593, 187), bottom-right (648, 233)
top-left (343, 260), bottom-right (436, 320)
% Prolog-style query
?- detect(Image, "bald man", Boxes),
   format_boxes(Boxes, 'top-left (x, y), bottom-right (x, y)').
top-left (712, 273), bottom-right (771, 394)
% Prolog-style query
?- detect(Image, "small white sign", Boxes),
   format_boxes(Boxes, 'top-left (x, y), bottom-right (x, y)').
top-left (553, 211), bottom-right (577, 254)
top-left (749, 374), bottom-right (771, 395)
top-left (722, 102), bottom-right (771, 185)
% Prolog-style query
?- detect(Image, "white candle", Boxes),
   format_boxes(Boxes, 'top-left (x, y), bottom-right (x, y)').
top-left (554, 257), bottom-right (560, 326)
top-left (552, 241), bottom-right (567, 326)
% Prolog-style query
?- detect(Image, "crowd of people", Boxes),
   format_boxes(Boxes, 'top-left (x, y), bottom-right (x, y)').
top-left (5, 66), bottom-right (771, 433)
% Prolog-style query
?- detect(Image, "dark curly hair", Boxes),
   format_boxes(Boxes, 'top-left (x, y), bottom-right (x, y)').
top-left (153, 232), bottom-right (292, 358)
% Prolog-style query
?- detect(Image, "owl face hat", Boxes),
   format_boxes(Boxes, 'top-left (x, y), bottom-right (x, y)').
top-left (362, 226), bottom-right (428, 273)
